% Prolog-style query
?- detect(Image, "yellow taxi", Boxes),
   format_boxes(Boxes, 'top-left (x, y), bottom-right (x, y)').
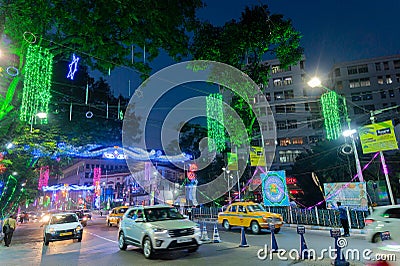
top-left (106, 206), bottom-right (129, 227)
top-left (217, 202), bottom-right (283, 234)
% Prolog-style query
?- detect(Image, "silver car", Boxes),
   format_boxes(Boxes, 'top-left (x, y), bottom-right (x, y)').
top-left (118, 205), bottom-right (201, 259)
top-left (365, 205), bottom-right (400, 243)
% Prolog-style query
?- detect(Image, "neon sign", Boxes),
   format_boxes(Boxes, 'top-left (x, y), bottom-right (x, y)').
top-left (67, 54), bottom-right (80, 80)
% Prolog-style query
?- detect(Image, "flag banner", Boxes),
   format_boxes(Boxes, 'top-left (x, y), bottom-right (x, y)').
top-left (250, 146), bottom-right (266, 166)
top-left (359, 120), bottom-right (398, 154)
top-left (261, 171), bottom-right (289, 206)
top-left (227, 152), bottom-right (238, 170)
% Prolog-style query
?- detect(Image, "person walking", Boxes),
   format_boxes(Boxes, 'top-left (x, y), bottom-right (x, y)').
top-left (336, 202), bottom-right (350, 237)
top-left (3, 215), bottom-right (17, 247)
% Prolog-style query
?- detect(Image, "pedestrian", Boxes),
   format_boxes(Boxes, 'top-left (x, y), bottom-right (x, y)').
top-left (187, 207), bottom-right (192, 221)
top-left (336, 202), bottom-right (350, 237)
top-left (3, 214), bottom-right (17, 247)
top-left (100, 210), bottom-right (103, 217)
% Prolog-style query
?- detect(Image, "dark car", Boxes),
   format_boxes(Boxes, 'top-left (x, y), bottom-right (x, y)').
top-left (74, 210), bottom-right (88, 227)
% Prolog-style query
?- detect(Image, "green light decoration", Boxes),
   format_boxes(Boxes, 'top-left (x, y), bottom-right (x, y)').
top-left (206, 93), bottom-right (225, 152)
top-left (321, 91), bottom-right (342, 140)
top-left (0, 174), bottom-right (18, 216)
top-left (20, 45), bottom-right (53, 124)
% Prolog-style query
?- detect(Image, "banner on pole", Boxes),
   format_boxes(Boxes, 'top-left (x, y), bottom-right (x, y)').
top-left (261, 171), bottom-right (289, 206)
top-left (359, 120), bottom-right (398, 154)
top-left (227, 152), bottom-right (238, 171)
top-left (250, 146), bottom-right (266, 166)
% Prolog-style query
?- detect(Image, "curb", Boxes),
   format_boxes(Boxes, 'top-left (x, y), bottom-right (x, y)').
top-left (284, 223), bottom-right (367, 235)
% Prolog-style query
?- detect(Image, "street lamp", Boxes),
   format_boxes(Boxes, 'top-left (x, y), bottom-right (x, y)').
top-left (222, 167), bottom-right (233, 203)
top-left (308, 77), bottom-right (364, 182)
top-left (30, 112), bottom-right (48, 132)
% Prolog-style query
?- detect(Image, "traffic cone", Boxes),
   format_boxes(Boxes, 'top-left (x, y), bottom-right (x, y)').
top-left (300, 233), bottom-right (312, 259)
top-left (270, 228), bottom-right (278, 253)
top-left (201, 221), bottom-right (210, 242)
top-left (212, 223), bottom-right (221, 243)
top-left (239, 226), bottom-right (249, 247)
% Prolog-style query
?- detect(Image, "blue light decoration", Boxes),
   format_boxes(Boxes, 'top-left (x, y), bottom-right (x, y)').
top-left (67, 54), bottom-right (80, 80)
top-left (42, 184), bottom-right (94, 192)
top-left (261, 171), bottom-right (290, 206)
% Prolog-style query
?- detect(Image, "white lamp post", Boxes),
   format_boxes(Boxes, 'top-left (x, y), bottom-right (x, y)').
top-left (308, 77), bottom-right (364, 182)
top-left (222, 167), bottom-right (233, 203)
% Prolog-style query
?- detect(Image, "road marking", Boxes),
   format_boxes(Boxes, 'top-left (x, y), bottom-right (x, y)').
top-left (87, 231), bottom-right (118, 244)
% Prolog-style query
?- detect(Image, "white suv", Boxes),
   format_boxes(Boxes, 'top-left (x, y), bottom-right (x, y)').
top-left (118, 205), bottom-right (201, 259)
top-left (365, 205), bottom-right (400, 242)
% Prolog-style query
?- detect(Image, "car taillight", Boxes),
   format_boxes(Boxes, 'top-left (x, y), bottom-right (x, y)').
top-left (365, 218), bottom-right (375, 225)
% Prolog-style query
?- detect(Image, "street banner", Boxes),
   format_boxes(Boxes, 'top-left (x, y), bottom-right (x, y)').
top-left (227, 152), bottom-right (238, 170)
top-left (261, 171), bottom-right (290, 206)
top-left (250, 146), bottom-right (266, 166)
top-left (324, 182), bottom-right (368, 210)
top-left (359, 120), bottom-right (398, 154)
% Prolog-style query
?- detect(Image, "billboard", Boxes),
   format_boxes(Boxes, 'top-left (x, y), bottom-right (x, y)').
top-left (250, 146), bottom-right (266, 166)
top-left (227, 152), bottom-right (238, 171)
top-left (359, 120), bottom-right (398, 154)
top-left (324, 182), bottom-right (368, 210)
top-left (261, 171), bottom-right (289, 206)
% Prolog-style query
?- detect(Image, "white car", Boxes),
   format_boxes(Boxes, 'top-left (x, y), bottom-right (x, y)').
top-left (365, 205), bottom-right (400, 243)
top-left (118, 205), bottom-right (201, 259)
top-left (43, 212), bottom-right (84, 246)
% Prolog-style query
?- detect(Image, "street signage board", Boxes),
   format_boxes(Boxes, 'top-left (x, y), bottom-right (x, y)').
top-left (359, 120), bottom-right (398, 154)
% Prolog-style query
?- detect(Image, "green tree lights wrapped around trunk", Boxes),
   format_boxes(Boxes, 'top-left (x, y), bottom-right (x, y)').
top-left (320, 91), bottom-right (342, 140)
top-left (20, 45), bottom-right (53, 124)
top-left (206, 93), bottom-right (225, 152)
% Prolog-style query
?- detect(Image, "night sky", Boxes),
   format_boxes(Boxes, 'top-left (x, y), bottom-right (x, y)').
top-left (103, 0), bottom-right (400, 97)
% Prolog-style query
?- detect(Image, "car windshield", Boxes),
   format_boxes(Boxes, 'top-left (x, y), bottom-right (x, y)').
top-left (247, 204), bottom-right (266, 212)
top-left (144, 207), bottom-right (184, 222)
top-left (118, 208), bottom-right (128, 214)
top-left (50, 214), bottom-right (78, 224)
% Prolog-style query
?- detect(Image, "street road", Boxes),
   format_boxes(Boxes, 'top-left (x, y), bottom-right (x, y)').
top-left (0, 215), bottom-right (397, 266)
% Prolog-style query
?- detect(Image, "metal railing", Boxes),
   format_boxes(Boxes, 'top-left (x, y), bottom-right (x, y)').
top-left (190, 206), bottom-right (370, 229)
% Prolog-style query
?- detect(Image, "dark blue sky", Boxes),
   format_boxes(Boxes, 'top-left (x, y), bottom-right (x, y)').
top-left (102, 0), bottom-right (400, 97)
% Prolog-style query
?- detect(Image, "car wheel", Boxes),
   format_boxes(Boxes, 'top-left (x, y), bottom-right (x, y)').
top-left (188, 246), bottom-right (199, 253)
top-left (142, 237), bottom-right (154, 259)
top-left (118, 232), bottom-right (127, 250)
top-left (372, 233), bottom-right (381, 243)
top-left (274, 228), bottom-right (281, 234)
top-left (44, 235), bottom-right (49, 246)
top-left (251, 221), bottom-right (260, 234)
top-left (223, 220), bottom-right (231, 230)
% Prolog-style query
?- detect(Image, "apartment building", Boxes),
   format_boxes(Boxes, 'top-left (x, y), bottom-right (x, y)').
top-left (328, 55), bottom-right (400, 127)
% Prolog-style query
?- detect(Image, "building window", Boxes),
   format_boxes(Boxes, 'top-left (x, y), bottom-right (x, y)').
top-left (358, 64), bottom-right (368, 73)
top-left (360, 78), bottom-right (370, 87)
top-left (336, 81), bottom-right (343, 90)
top-left (389, 89), bottom-right (395, 98)
top-left (347, 66), bottom-right (358, 75)
top-left (375, 63), bottom-right (381, 71)
top-left (271, 65), bottom-right (280, 74)
top-left (287, 120), bottom-right (298, 129)
top-left (380, 90), bottom-right (387, 99)
top-left (284, 90), bottom-right (294, 99)
top-left (279, 138), bottom-right (291, 146)
top-left (277, 121), bottom-right (287, 130)
top-left (279, 150), bottom-right (302, 163)
top-left (349, 79), bottom-right (360, 88)
top-left (396, 74), bottom-right (400, 83)
top-left (395, 60), bottom-right (400, 69)
top-left (304, 103), bottom-right (310, 111)
top-left (273, 78), bottom-right (283, 86)
top-left (386, 75), bottom-right (392, 84)
top-left (351, 93), bottom-right (362, 102)
top-left (283, 76), bottom-right (293, 85)
top-left (286, 104), bottom-right (296, 113)
top-left (265, 93), bottom-right (271, 101)
top-left (377, 76), bottom-right (384, 84)
top-left (364, 105), bottom-right (375, 111)
top-left (334, 68), bottom-right (341, 77)
top-left (275, 105), bottom-right (285, 113)
top-left (383, 61), bottom-right (389, 70)
top-left (274, 92), bottom-right (284, 100)
top-left (292, 137), bottom-right (303, 145)
top-left (268, 121), bottom-right (274, 130)
top-left (300, 61), bottom-right (305, 70)
top-left (353, 106), bottom-right (364, 114)
top-left (362, 91), bottom-right (373, 100)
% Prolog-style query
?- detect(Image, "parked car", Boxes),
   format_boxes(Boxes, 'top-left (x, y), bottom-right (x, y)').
top-left (217, 201), bottom-right (284, 234)
top-left (74, 210), bottom-right (88, 227)
top-left (106, 206), bottom-right (129, 227)
top-left (118, 205), bottom-right (201, 259)
top-left (365, 205), bottom-right (400, 243)
top-left (42, 212), bottom-right (83, 246)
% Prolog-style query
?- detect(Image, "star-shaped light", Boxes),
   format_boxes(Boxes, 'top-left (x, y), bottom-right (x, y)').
top-left (67, 54), bottom-right (80, 80)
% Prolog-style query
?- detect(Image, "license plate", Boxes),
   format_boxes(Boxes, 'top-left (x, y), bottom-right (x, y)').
top-left (60, 232), bottom-right (72, 236)
top-left (177, 238), bottom-right (192, 243)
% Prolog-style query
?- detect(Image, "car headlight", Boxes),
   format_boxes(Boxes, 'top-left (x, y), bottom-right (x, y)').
top-left (41, 215), bottom-right (50, 223)
top-left (83, 217), bottom-right (88, 221)
top-left (48, 228), bottom-right (56, 234)
top-left (153, 227), bottom-right (167, 233)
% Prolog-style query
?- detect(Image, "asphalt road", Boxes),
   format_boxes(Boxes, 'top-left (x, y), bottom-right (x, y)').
top-left (0, 215), bottom-right (397, 266)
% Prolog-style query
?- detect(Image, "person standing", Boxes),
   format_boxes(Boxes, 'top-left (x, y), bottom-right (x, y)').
top-left (3, 215), bottom-right (17, 247)
top-left (336, 202), bottom-right (350, 237)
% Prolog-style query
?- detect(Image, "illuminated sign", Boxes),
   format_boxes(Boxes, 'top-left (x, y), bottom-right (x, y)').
top-left (286, 177), bottom-right (297, 185)
top-left (359, 120), bottom-right (398, 154)
top-left (261, 171), bottom-right (289, 206)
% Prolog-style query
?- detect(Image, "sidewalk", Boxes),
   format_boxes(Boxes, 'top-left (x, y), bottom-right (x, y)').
top-left (284, 223), bottom-right (367, 236)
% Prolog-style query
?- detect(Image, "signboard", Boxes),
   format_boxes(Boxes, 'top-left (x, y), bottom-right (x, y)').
top-left (250, 146), bottom-right (266, 166)
top-left (330, 228), bottom-right (341, 238)
top-left (324, 182), bottom-right (368, 210)
top-left (227, 152), bottom-right (238, 171)
top-left (261, 171), bottom-right (290, 206)
top-left (297, 226), bottom-right (305, 234)
top-left (359, 120), bottom-right (398, 154)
